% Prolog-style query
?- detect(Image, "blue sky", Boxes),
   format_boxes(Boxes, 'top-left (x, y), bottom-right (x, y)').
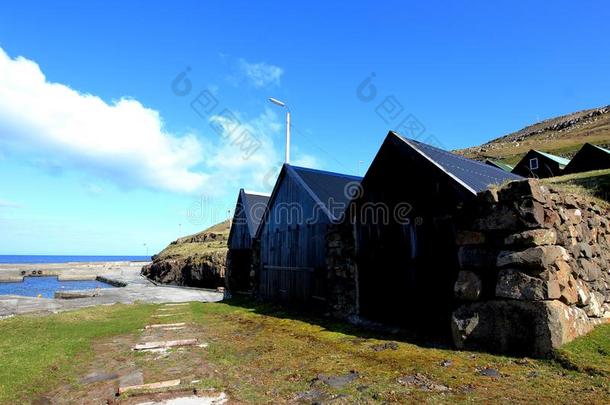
top-left (0, 1), bottom-right (609, 255)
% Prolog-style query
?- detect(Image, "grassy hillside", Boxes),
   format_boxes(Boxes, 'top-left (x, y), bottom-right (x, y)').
top-left (456, 105), bottom-right (610, 165)
top-left (453, 104), bottom-right (610, 203)
top-left (153, 220), bottom-right (230, 261)
top-left (543, 169), bottom-right (610, 206)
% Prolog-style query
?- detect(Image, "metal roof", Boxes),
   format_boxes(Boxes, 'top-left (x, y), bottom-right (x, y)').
top-left (395, 134), bottom-right (523, 194)
top-left (290, 165), bottom-right (362, 220)
top-left (485, 159), bottom-right (514, 173)
top-left (590, 143), bottom-right (610, 154)
top-left (535, 150), bottom-right (571, 167)
top-left (241, 190), bottom-right (270, 237)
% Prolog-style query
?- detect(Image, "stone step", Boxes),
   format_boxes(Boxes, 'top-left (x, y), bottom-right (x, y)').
top-left (164, 303), bottom-right (189, 307)
top-left (118, 370), bottom-right (144, 388)
top-left (139, 347), bottom-right (169, 354)
top-left (145, 323), bottom-right (186, 329)
top-left (134, 339), bottom-right (198, 351)
top-left (80, 371), bottom-right (119, 384)
top-left (135, 392), bottom-right (228, 404)
top-left (152, 313), bottom-right (185, 318)
top-left (118, 378), bottom-right (181, 395)
top-left (163, 326), bottom-right (186, 331)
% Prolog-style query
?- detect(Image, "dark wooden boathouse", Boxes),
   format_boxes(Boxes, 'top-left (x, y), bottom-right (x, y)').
top-left (226, 189), bottom-right (269, 294)
top-left (350, 132), bottom-right (522, 335)
top-left (255, 164), bottom-right (362, 307)
top-left (511, 150), bottom-right (570, 178)
top-left (563, 143), bottom-right (610, 174)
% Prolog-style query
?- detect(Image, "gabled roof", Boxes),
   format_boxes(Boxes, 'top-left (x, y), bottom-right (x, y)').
top-left (228, 189), bottom-right (270, 247)
top-left (392, 133), bottom-right (523, 194)
top-left (291, 166), bottom-right (362, 214)
top-left (485, 159), bottom-right (514, 173)
top-left (590, 143), bottom-right (610, 154)
top-left (534, 150), bottom-right (571, 167)
top-left (563, 143), bottom-right (610, 174)
top-left (255, 165), bottom-right (362, 237)
top-left (240, 190), bottom-right (270, 237)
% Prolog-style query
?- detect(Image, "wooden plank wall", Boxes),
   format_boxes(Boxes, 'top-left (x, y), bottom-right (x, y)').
top-left (353, 139), bottom-right (465, 335)
top-left (258, 172), bottom-right (329, 305)
top-left (512, 150), bottom-right (562, 178)
top-left (228, 194), bottom-right (252, 250)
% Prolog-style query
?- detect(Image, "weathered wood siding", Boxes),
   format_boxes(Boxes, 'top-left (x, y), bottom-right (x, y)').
top-left (564, 143), bottom-right (610, 174)
top-left (258, 172), bottom-right (329, 305)
top-left (512, 151), bottom-right (563, 178)
top-left (227, 192), bottom-right (254, 293)
top-left (354, 136), bottom-right (467, 335)
top-left (228, 195), bottom-right (252, 250)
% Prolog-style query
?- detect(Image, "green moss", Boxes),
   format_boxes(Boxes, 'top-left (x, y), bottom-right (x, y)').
top-left (555, 323), bottom-right (610, 376)
top-left (187, 299), bottom-right (610, 403)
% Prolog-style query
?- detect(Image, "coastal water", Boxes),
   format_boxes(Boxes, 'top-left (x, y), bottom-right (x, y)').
top-left (0, 255), bottom-right (151, 264)
top-left (0, 276), bottom-right (115, 298)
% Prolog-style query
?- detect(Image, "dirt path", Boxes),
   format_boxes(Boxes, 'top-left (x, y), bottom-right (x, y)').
top-left (37, 303), bottom-right (228, 404)
top-left (26, 300), bottom-right (609, 404)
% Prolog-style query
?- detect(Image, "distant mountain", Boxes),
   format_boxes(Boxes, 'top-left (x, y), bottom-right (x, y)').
top-left (456, 105), bottom-right (610, 166)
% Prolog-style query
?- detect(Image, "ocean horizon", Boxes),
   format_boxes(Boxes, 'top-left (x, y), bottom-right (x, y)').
top-left (0, 255), bottom-right (151, 264)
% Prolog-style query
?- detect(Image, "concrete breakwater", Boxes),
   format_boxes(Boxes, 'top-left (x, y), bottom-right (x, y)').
top-left (0, 261), bottom-right (222, 317)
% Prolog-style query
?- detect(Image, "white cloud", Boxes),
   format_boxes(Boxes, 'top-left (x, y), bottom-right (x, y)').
top-left (206, 107), bottom-right (319, 193)
top-left (207, 107), bottom-right (284, 190)
top-left (0, 48), bottom-right (316, 199)
top-left (238, 59), bottom-right (284, 88)
top-left (0, 47), bottom-right (209, 193)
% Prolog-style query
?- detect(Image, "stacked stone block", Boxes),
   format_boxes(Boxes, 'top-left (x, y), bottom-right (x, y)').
top-left (452, 179), bottom-right (610, 357)
top-left (325, 222), bottom-right (359, 318)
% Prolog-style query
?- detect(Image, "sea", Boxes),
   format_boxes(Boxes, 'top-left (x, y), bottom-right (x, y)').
top-left (0, 276), bottom-right (116, 298)
top-left (0, 255), bottom-right (151, 264)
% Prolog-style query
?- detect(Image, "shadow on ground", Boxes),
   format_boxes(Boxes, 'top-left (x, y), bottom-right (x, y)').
top-left (222, 295), bottom-right (455, 351)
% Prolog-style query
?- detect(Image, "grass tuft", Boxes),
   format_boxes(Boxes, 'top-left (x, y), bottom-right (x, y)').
top-left (542, 169), bottom-right (610, 205)
top-left (0, 304), bottom-right (155, 403)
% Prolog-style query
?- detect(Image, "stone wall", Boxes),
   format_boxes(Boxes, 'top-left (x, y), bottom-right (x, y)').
top-left (452, 179), bottom-right (610, 357)
top-left (250, 239), bottom-right (262, 298)
top-left (326, 222), bottom-right (359, 319)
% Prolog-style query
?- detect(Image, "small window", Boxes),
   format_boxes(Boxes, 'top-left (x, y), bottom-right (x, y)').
top-left (529, 158), bottom-right (539, 170)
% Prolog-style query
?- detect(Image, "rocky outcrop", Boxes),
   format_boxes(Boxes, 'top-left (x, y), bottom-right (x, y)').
top-left (141, 221), bottom-right (229, 289)
top-left (452, 179), bottom-right (610, 357)
top-left (142, 252), bottom-right (226, 288)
